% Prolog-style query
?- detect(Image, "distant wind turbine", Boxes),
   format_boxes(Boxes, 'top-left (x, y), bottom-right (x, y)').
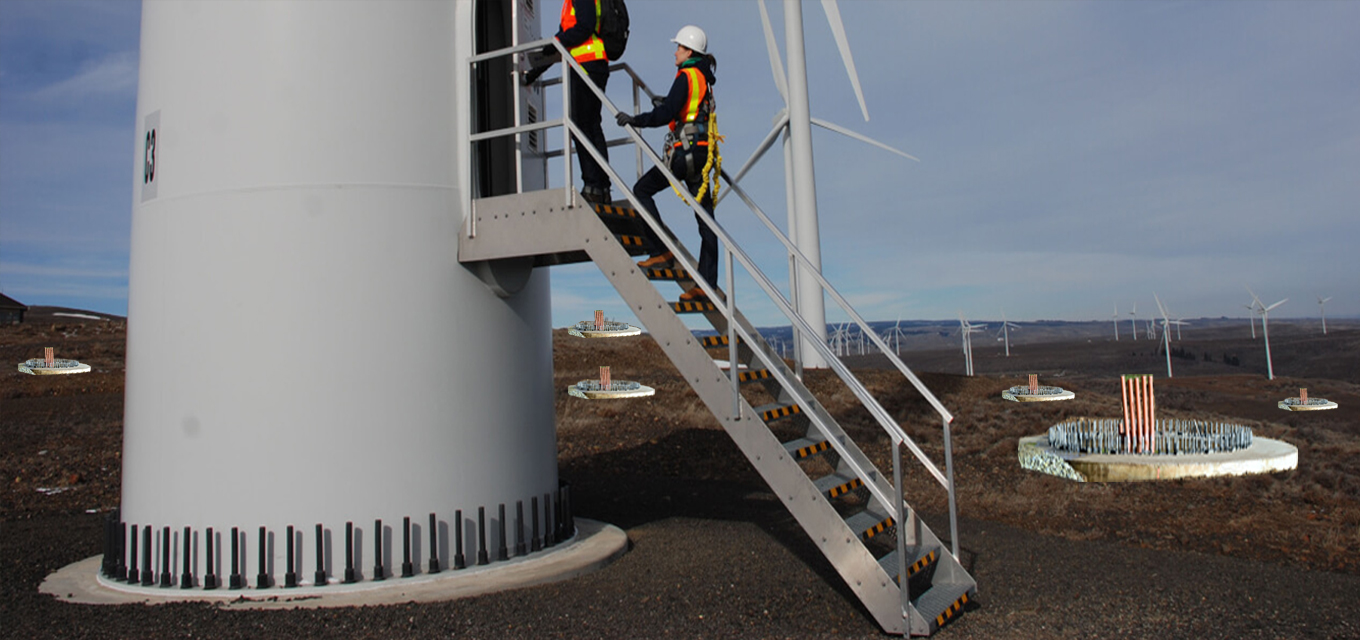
top-left (1154, 293), bottom-right (1189, 378)
top-left (1318, 296), bottom-right (1333, 335)
top-left (1128, 303), bottom-right (1138, 341)
top-left (955, 313), bottom-right (986, 376)
top-left (997, 310), bottom-right (1020, 357)
top-left (881, 315), bottom-right (908, 355)
top-left (1247, 287), bottom-right (1287, 380)
top-left (1112, 303), bottom-right (1120, 341)
top-left (1244, 301), bottom-right (1260, 339)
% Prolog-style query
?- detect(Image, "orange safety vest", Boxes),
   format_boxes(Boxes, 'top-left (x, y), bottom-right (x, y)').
top-left (669, 65), bottom-right (711, 147)
top-left (559, 0), bottom-right (607, 64)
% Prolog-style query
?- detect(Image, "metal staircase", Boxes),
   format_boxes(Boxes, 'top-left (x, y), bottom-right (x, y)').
top-left (462, 38), bottom-right (975, 636)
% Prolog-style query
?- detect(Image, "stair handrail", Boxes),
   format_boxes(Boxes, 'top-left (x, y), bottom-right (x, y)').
top-left (471, 39), bottom-right (959, 529)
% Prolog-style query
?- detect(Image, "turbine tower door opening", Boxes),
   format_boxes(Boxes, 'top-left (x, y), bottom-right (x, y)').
top-left (469, 0), bottom-right (545, 296)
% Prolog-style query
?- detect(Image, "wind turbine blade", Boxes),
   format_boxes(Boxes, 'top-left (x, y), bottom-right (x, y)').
top-left (723, 112), bottom-right (790, 190)
top-left (1266, 298), bottom-right (1287, 312)
top-left (1153, 293), bottom-right (1171, 321)
top-left (810, 117), bottom-right (919, 160)
top-left (1245, 286), bottom-right (1263, 309)
top-left (821, 0), bottom-right (870, 121)
top-left (758, 0), bottom-right (789, 103)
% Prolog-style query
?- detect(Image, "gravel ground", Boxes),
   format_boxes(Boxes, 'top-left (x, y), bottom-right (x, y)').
top-left (4, 314), bottom-right (1359, 639)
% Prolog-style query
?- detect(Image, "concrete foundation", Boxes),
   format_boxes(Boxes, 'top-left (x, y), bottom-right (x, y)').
top-left (1018, 435), bottom-right (1298, 482)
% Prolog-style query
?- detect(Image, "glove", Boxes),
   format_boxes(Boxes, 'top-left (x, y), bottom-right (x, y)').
top-left (615, 112), bottom-right (635, 127)
top-left (523, 65), bottom-right (548, 86)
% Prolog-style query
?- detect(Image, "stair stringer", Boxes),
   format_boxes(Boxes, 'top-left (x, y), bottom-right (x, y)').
top-left (580, 235), bottom-right (911, 635)
top-left (463, 189), bottom-right (974, 635)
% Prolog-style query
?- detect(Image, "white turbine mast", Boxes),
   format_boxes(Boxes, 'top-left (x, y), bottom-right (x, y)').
top-left (1154, 293), bottom-right (1189, 378)
top-left (1247, 286), bottom-right (1287, 380)
top-left (956, 313), bottom-right (986, 376)
top-left (880, 315), bottom-right (908, 355)
top-left (730, 0), bottom-right (918, 370)
top-left (1128, 302), bottom-right (1138, 341)
top-left (1112, 302), bottom-right (1120, 341)
top-left (1244, 300), bottom-right (1261, 339)
top-left (997, 310), bottom-right (1020, 357)
top-left (1318, 295), bottom-right (1332, 335)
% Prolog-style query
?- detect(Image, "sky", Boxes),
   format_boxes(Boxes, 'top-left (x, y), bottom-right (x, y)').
top-left (2, 0), bottom-right (1357, 329)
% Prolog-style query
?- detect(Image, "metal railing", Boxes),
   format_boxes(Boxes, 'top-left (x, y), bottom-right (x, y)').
top-left (469, 37), bottom-right (962, 562)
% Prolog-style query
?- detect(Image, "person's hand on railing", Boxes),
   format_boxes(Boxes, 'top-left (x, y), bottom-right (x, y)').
top-left (614, 112), bottom-right (635, 127)
top-left (522, 44), bottom-right (560, 86)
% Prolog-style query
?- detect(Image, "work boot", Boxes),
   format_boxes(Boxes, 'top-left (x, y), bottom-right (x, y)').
top-left (581, 186), bottom-right (611, 205)
top-left (636, 252), bottom-right (674, 269)
top-left (678, 286), bottom-right (708, 301)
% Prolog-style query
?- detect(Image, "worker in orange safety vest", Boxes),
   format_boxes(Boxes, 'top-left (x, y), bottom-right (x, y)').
top-left (556, 0), bottom-right (612, 204)
top-left (616, 26), bottom-right (718, 300)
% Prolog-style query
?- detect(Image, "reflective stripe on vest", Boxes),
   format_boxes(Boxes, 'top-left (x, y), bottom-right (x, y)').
top-left (680, 68), bottom-right (707, 123)
top-left (669, 66), bottom-right (710, 147)
top-left (559, 0), bottom-right (607, 63)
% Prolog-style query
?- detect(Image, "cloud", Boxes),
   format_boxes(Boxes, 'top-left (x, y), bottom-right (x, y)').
top-left (26, 50), bottom-right (137, 104)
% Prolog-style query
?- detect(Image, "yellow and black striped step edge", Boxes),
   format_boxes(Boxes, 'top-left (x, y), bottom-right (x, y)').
top-left (699, 335), bottom-right (739, 348)
top-left (880, 548), bottom-right (939, 584)
top-left (759, 404), bottom-right (801, 422)
top-left (736, 369), bottom-right (771, 383)
top-left (826, 477), bottom-right (864, 498)
top-left (783, 438), bottom-right (831, 459)
top-left (935, 591), bottom-right (970, 629)
top-left (907, 550), bottom-right (938, 578)
top-left (672, 300), bottom-right (718, 313)
top-left (592, 203), bottom-right (640, 219)
top-left (862, 516), bottom-right (894, 540)
top-left (645, 267), bottom-right (690, 281)
top-left (617, 234), bottom-right (647, 248)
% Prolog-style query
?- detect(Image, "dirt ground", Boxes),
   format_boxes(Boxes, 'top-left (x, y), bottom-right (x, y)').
top-left (3, 310), bottom-right (1359, 639)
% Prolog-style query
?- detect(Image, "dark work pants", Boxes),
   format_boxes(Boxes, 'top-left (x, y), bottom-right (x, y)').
top-left (633, 147), bottom-right (718, 288)
top-left (571, 60), bottom-right (610, 192)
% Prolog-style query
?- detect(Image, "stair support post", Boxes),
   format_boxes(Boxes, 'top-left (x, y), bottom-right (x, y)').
top-left (561, 48), bottom-right (572, 207)
top-left (894, 438), bottom-right (912, 626)
top-left (943, 416), bottom-right (960, 562)
top-left (727, 250), bottom-right (740, 420)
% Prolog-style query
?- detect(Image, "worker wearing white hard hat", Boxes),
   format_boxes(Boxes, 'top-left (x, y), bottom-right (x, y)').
top-left (616, 26), bottom-right (720, 300)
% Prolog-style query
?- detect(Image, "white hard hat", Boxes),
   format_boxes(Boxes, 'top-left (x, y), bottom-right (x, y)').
top-left (671, 25), bottom-right (707, 55)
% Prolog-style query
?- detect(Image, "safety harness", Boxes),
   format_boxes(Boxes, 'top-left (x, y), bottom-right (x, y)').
top-left (665, 61), bottom-right (723, 203)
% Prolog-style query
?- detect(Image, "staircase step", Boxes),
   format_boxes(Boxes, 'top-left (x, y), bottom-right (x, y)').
top-left (616, 234), bottom-right (648, 249)
top-left (736, 368), bottom-right (772, 384)
top-left (915, 582), bottom-right (974, 633)
top-left (754, 402), bottom-right (801, 423)
top-left (645, 267), bottom-right (691, 281)
top-left (699, 335), bottom-right (739, 348)
top-left (593, 202), bottom-right (642, 221)
top-left (782, 437), bottom-right (832, 459)
top-left (876, 547), bottom-right (938, 584)
top-left (845, 509), bottom-right (895, 541)
top-left (672, 300), bottom-right (719, 313)
top-left (813, 472), bottom-right (864, 498)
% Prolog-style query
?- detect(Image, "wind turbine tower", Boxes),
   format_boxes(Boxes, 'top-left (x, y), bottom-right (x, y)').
top-left (1318, 296), bottom-right (1333, 335)
top-left (1112, 303), bottom-right (1119, 341)
top-left (956, 314), bottom-right (985, 376)
top-left (998, 310), bottom-right (1020, 357)
top-left (1154, 294), bottom-right (1188, 378)
top-left (747, 0), bottom-right (917, 369)
top-left (1128, 303), bottom-right (1138, 341)
top-left (1248, 287), bottom-right (1288, 380)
